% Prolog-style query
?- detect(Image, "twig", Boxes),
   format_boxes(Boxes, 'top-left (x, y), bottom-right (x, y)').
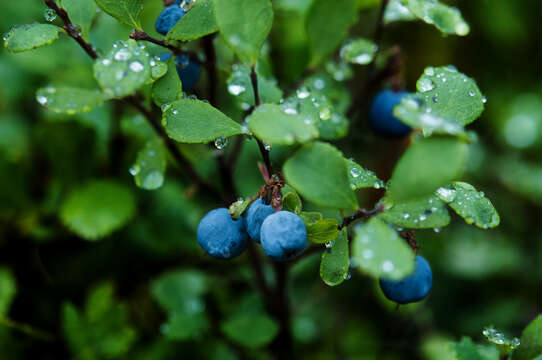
top-left (130, 30), bottom-right (179, 53)
top-left (339, 204), bottom-right (384, 229)
top-left (43, 0), bottom-right (98, 59)
top-left (0, 316), bottom-right (56, 342)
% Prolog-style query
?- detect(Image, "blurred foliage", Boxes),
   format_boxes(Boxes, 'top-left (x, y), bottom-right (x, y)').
top-left (0, 0), bottom-right (542, 359)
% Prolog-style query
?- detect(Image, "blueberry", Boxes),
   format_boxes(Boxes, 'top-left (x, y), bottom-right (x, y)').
top-left (379, 255), bottom-right (433, 304)
top-left (155, 4), bottom-right (186, 35)
top-left (260, 211), bottom-right (307, 261)
top-left (159, 53), bottom-right (201, 90)
top-left (369, 90), bottom-right (412, 138)
top-left (197, 208), bottom-right (248, 259)
top-left (245, 198), bottom-right (275, 243)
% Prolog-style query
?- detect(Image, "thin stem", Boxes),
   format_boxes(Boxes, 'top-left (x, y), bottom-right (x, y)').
top-left (250, 66), bottom-right (274, 175)
top-left (368, 0), bottom-right (390, 75)
top-left (0, 316), bottom-right (56, 342)
top-left (43, 0), bottom-right (98, 59)
top-left (339, 205), bottom-right (384, 229)
top-left (130, 30), bottom-right (179, 53)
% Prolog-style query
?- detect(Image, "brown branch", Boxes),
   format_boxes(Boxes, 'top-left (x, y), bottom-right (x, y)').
top-left (43, 0), bottom-right (98, 59)
top-left (339, 204), bottom-right (385, 229)
top-left (130, 30), bottom-right (180, 54)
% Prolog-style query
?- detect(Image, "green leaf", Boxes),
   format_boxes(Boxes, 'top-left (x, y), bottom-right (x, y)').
top-left (213, 0), bottom-right (273, 64)
top-left (317, 113), bottom-right (349, 140)
top-left (163, 98), bottom-right (243, 143)
top-left (340, 38), bottom-right (377, 65)
top-left (94, 0), bottom-right (143, 29)
top-left (35, 87), bottom-right (107, 114)
top-left (384, 0), bottom-right (417, 24)
top-left (282, 192), bottom-right (302, 214)
top-left (283, 142), bottom-right (358, 210)
top-left (163, 311), bottom-right (209, 340)
top-left (0, 268), bottom-right (16, 316)
top-left (62, 283), bottom-right (137, 359)
top-left (450, 337), bottom-right (500, 360)
top-left (345, 158), bottom-right (385, 190)
top-left (414, 66), bottom-right (485, 126)
top-left (93, 40), bottom-right (152, 98)
top-left (497, 157), bottom-right (542, 205)
top-left (482, 326), bottom-right (520, 356)
top-left (320, 229), bottom-right (349, 286)
top-left (387, 137), bottom-right (469, 202)
top-left (152, 58), bottom-right (182, 108)
top-left (379, 195), bottom-right (450, 229)
top-left (393, 94), bottom-right (468, 139)
top-left (400, 0), bottom-right (470, 36)
top-left (513, 315), bottom-right (542, 360)
top-left (60, 0), bottom-right (97, 40)
top-left (306, 0), bottom-right (358, 66)
top-left (351, 217), bottom-right (414, 280)
top-left (167, 0), bottom-right (218, 41)
top-left (229, 198), bottom-right (253, 219)
top-left (60, 180), bottom-right (136, 240)
top-left (221, 313), bottom-right (279, 349)
top-left (307, 219), bottom-right (341, 244)
top-left (151, 269), bottom-right (208, 312)
top-left (3, 24), bottom-right (62, 53)
top-left (248, 104), bottom-right (319, 145)
top-left (227, 64), bottom-right (283, 107)
top-left (436, 182), bottom-right (499, 229)
top-left (299, 211), bottom-right (323, 226)
top-left (130, 139), bottom-right (167, 191)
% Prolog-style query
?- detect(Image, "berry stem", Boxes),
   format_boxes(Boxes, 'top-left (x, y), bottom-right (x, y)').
top-left (130, 30), bottom-right (180, 54)
top-left (339, 204), bottom-right (385, 229)
top-left (43, 0), bottom-right (98, 59)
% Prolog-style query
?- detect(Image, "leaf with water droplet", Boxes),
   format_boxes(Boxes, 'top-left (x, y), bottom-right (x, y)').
top-left (400, 0), bottom-right (470, 36)
top-left (436, 182), bottom-right (500, 229)
top-left (384, 0), bottom-right (417, 24)
top-left (214, 0), bottom-right (273, 65)
top-left (36, 87), bottom-right (107, 114)
top-left (387, 137), bottom-right (469, 202)
top-left (60, 180), bottom-right (136, 240)
top-left (414, 66), bottom-right (485, 126)
top-left (306, 0), bottom-right (358, 66)
top-left (94, 0), bottom-right (143, 29)
top-left (226, 63), bottom-right (282, 107)
top-left (249, 104), bottom-right (318, 145)
top-left (320, 229), bottom-right (349, 286)
top-left (163, 98), bottom-right (243, 143)
top-left (283, 142), bottom-right (358, 210)
top-left (166, 0), bottom-right (218, 41)
top-left (4, 24), bottom-right (62, 53)
top-left (340, 38), bottom-right (377, 65)
top-left (393, 94), bottom-right (469, 139)
top-left (379, 195), bottom-right (450, 229)
top-left (60, 0), bottom-right (97, 40)
top-left (93, 39), bottom-right (152, 98)
top-left (152, 57), bottom-right (182, 108)
top-left (482, 326), bottom-right (520, 356)
top-left (345, 158), bottom-right (385, 190)
top-left (351, 217), bottom-right (414, 280)
top-left (132, 139), bottom-right (167, 191)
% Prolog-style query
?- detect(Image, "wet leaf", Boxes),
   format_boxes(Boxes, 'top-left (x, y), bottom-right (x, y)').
top-left (94, 0), bottom-right (143, 29)
top-left (379, 195), bottom-right (450, 229)
top-left (131, 139), bottom-right (167, 191)
top-left (320, 229), bottom-right (349, 286)
top-left (36, 87), bottom-right (107, 114)
top-left (4, 24), bottom-right (62, 53)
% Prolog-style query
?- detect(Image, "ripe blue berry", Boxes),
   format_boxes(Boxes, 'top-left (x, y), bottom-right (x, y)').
top-left (159, 53), bottom-right (201, 90)
top-left (369, 90), bottom-right (412, 138)
top-left (245, 198), bottom-right (275, 243)
top-left (379, 255), bottom-right (433, 304)
top-left (155, 4), bottom-right (186, 35)
top-left (260, 211), bottom-right (307, 261)
top-left (197, 208), bottom-right (248, 259)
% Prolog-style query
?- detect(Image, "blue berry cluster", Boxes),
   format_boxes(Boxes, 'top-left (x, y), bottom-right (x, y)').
top-left (197, 199), bottom-right (307, 261)
top-left (155, 2), bottom-right (186, 35)
top-left (369, 89), bottom-right (412, 138)
top-left (379, 255), bottom-right (433, 304)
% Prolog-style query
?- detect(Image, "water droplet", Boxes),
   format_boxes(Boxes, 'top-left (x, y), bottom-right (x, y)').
top-left (36, 95), bottom-right (48, 105)
top-left (129, 165), bottom-right (140, 176)
top-left (350, 167), bottom-right (362, 178)
top-left (114, 48), bottom-right (132, 61)
top-left (264, 143), bottom-right (271, 151)
top-left (482, 96), bottom-right (487, 104)
top-left (228, 83), bottom-right (246, 96)
top-left (419, 214), bottom-right (427, 221)
top-left (129, 61), bottom-right (144, 72)
top-left (102, 59), bottom-right (111, 66)
top-left (44, 8), bottom-right (57, 22)
top-left (214, 137), bottom-right (228, 150)
top-left (432, 96), bottom-right (438, 103)
top-left (142, 171), bottom-right (164, 189)
top-left (418, 78), bottom-right (435, 92)
top-left (437, 187), bottom-right (456, 202)
top-left (362, 249), bottom-right (373, 259)
top-left (345, 273), bottom-right (352, 280)
top-left (424, 67), bottom-right (435, 76)
top-left (468, 90), bottom-right (475, 97)
top-left (313, 78), bottom-right (325, 90)
top-left (172, 110), bottom-right (178, 115)
top-left (319, 107), bottom-right (331, 120)
top-left (403, 213), bottom-right (410, 219)
top-left (382, 260), bottom-right (395, 273)
top-left (433, 228), bottom-right (441, 233)
top-left (296, 87), bottom-right (310, 99)
top-left (455, 22), bottom-right (469, 36)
